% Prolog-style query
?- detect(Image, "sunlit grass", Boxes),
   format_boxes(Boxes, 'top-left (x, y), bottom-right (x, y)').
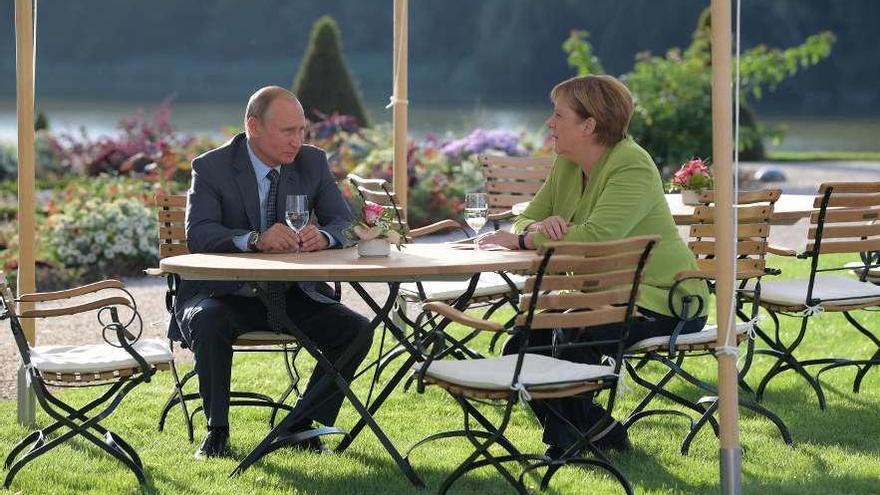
top-left (0, 253), bottom-right (877, 494)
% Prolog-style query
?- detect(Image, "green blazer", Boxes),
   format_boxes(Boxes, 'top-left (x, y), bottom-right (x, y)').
top-left (514, 136), bottom-right (709, 318)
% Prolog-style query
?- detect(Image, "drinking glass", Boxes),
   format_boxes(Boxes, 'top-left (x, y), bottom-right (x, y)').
top-left (465, 192), bottom-right (488, 235)
top-left (285, 194), bottom-right (309, 241)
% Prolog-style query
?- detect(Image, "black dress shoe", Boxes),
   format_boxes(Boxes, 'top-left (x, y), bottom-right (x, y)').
top-left (591, 420), bottom-right (631, 452)
top-left (195, 427), bottom-right (231, 459)
top-left (278, 423), bottom-right (332, 455)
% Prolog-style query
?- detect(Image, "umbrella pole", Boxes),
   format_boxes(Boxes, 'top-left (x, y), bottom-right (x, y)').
top-left (710, 0), bottom-right (741, 493)
top-left (392, 0), bottom-right (409, 215)
top-left (14, 0), bottom-right (37, 426)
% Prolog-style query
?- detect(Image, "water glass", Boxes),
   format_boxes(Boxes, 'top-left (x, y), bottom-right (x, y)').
top-left (465, 192), bottom-right (488, 235)
top-left (285, 194), bottom-right (309, 233)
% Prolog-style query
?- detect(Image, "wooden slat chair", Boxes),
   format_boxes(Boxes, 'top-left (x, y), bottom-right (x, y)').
top-left (348, 174), bottom-right (524, 362)
top-left (478, 154), bottom-right (554, 230)
top-left (622, 189), bottom-right (792, 454)
top-left (149, 194), bottom-right (304, 441)
top-left (406, 236), bottom-right (658, 495)
top-left (0, 275), bottom-right (182, 488)
top-left (748, 182), bottom-right (880, 408)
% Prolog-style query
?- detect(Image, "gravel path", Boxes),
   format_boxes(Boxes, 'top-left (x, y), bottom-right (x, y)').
top-left (2, 161), bottom-right (877, 400)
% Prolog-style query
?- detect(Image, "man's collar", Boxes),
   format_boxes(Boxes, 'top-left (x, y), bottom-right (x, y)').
top-left (245, 140), bottom-right (281, 178)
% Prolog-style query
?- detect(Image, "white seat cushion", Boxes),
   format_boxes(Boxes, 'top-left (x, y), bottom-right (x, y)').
top-left (30, 338), bottom-right (173, 374)
top-left (234, 331), bottom-right (297, 343)
top-left (414, 354), bottom-right (615, 391)
top-left (400, 272), bottom-right (526, 302)
top-left (845, 262), bottom-right (880, 284)
top-left (626, 322), bottom-right (751, 353)
top-left (744, 275), bottom-right (880, 308)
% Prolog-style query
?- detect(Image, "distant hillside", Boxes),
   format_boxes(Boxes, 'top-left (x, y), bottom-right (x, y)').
top-left (0, 0), bottom-right (876, 114)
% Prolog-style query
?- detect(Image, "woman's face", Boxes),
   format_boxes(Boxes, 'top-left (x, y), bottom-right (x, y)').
top-left (545, 100), bottom-right (587, 157)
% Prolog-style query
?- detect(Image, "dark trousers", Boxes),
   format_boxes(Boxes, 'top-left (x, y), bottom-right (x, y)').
top-left (183, 286), bottom-right (372, 429)
top-left (502, 307), bottom-right (706, 449)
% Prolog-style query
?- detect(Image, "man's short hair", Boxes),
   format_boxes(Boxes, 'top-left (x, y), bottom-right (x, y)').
top-left (244, 86), bottom-right (297, 124)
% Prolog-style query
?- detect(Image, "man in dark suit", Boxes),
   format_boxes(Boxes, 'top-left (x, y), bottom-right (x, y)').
top-left (175, 86), bottom-right (372, 459)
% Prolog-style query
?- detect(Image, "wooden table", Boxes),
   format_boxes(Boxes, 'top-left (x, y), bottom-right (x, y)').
top-left (510, 193), bottom-right (817, 225)
top-left (160, 243), bottom-right (535, 485)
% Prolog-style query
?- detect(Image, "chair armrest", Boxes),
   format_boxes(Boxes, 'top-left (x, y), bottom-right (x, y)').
top-left (674, 268), bottom-right (768, 283)
top-left (18, 279), bottom-right (125, 303)
top-left (18, 296), bottom-right (134, 319)
top-left (767, 245), bottom-right (797, 257)
top-left (487, 210), bottom-right (514, 222)
top-left (410, 219), bottom-right (466, 238)
top-left (673, 270), bottom-right (713, 282)
top-left (422, 302), bottom-right (505, 332)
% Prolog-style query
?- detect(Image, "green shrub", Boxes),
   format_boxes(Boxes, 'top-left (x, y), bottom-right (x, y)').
top-left (563, 8), bottom-right (834, 170)
top-left (293, 16), bottom-right (371, 127)
top-left (0, 142), bottom-right (16, 181)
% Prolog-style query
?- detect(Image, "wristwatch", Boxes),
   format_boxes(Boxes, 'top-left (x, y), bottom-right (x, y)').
top-left (246, 231), bottom-right (261, 252)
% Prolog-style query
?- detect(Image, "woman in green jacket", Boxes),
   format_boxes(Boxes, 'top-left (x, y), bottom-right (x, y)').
top-left (480, 74), bottom-right (709, 457)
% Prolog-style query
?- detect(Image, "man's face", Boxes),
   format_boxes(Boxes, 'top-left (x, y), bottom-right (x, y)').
top-left (248, 97), bottom-right (307, 166)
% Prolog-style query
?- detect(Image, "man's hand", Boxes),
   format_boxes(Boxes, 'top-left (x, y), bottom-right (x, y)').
top-left (298, 225), bottom-right (329, 252)
top-left (257, 223), bottom-right (300, 253)
top-left (533, 215), bottom-right (568, 240)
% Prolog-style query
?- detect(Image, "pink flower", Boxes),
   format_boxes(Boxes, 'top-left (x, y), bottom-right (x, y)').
top-left (362, 201), bottom-right (384, 226)
top-left (672, 158), bottom-right (712, 189)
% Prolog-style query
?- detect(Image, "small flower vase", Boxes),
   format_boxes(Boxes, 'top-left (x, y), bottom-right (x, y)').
top-left (357, 237), bottom-right (391, 257)
top-left (681, 189), bottom-right (706, 206)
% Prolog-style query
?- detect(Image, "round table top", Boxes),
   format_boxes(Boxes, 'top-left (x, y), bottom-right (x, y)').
top-left (159, 243), bottom-right (536, 282)
top-left (511, 193), bottom-right (816, 225)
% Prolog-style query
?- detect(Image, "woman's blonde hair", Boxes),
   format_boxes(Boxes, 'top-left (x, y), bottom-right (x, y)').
top-left (550, 75), bottom-right (634, 146)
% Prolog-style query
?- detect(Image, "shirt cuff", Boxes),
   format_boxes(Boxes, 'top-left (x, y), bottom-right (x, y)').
top-left (319, 230), bottom-right (337, 248)
top-left (233, 232), bottom-right (251, 252)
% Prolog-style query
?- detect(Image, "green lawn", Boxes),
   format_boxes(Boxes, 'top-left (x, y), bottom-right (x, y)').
top-left (765, 150), bottom-right (880, 162)
top-left (1, 254), bottom-right (878, 494)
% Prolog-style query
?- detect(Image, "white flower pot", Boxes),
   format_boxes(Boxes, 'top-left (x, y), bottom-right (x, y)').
top-left (681, 189), bottom-right (707, 206)
top-left (357, 238), bottom-right (391, 257)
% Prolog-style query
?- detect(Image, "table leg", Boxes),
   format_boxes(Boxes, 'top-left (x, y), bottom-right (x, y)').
top-left (229, 285), bottom-right (425, 487)
top-left (338, 275), bottom-right (483, 452)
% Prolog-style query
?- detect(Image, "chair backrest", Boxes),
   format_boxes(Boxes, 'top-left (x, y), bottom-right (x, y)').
top-left (478, 154), bottom-right (554, 216)
top-left (687, 189), bottom-right (781, 280)
top-left (155, 194), bottom-right (189, 259)
top-left (347, 173), bottom-right (408, 233)
top-left (809, 182), bottom-right (880, 257)
top-left (516, 236), bottom-right (658, 333)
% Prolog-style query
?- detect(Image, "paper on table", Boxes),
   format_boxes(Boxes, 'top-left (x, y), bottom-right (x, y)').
top-left (449, 244), bottom-right (510, 251)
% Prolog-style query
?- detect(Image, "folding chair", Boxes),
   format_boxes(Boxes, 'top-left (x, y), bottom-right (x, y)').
top-left (407, 236), bottom-right (658, 495)
top-left (623, 189), bottom-right (792, 454)
top-left (478, 154), bottom-right (554, 230)
top-left (149, 194), bottom-right (305, 441)
top-left (0, 275), bottom-right (181, 488)
top-left (750, 182), bottom-right (880, 408)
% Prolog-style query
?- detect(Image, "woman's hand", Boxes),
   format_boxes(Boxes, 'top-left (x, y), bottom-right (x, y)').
top-left (477, 230), bottom-right (521, 250)
top-left (532, 215), bottom-right (568, 240)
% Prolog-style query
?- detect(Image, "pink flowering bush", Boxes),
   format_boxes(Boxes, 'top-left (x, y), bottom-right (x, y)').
top-left (671, 158), bottom-right (713, 191)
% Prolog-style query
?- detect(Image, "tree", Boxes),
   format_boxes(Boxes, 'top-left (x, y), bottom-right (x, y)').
top-left (292, 16), bottom-right (371, 127)
top-left (564, 8), bottom-right (835, 170)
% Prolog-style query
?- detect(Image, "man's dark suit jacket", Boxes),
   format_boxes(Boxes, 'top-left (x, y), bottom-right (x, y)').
top-left (170, 132), bottom-right (354, 343)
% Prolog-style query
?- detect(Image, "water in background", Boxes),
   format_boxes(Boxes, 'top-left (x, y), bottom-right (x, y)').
top-left (1, 99), bottom-right (879, 152)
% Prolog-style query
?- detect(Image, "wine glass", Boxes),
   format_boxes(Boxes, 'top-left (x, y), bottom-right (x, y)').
top-left (465, 192), bottom-right (488, 236)
top-left (285, 195), bottom-right (309, 247)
